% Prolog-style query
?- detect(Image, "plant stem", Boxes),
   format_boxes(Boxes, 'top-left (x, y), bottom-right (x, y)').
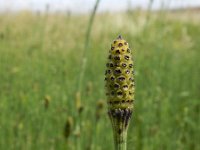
top-left (113, 129), bottom-right (127, 150)
top-left (77, 0), bottom-right (101, 93)
top-left (108, 109), bottom-right (132, 150)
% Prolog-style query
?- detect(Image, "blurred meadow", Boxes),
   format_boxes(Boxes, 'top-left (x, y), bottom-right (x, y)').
top-left (0, 1), bottom-right (200, 150)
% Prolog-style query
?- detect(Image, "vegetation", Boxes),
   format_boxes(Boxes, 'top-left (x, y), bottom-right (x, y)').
top-left (0, 9), bottom-right (199, 150)
top-left (105, 35), bottom-right (135, 150)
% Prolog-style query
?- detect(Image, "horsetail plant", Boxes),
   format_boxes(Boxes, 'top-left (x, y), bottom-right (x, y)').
top-left (105, 35), bottom-right (135, 150)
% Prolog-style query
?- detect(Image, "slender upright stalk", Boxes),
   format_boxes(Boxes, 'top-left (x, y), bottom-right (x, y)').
top-left (78, 0), bottom-right (101, 93)
top-left (75, 1), bottom-right (101, 149)
top-left (105, 35), bottom-right (135, 150)
top-left (114, 132), bottom-right (127, 150)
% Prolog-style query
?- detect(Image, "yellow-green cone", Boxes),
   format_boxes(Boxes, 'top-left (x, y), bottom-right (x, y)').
top-left (105, 35), bottom-right (135, 150)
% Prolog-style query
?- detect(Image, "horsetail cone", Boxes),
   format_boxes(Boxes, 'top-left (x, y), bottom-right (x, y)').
top-left (105, 35), bottom-right (134, 150)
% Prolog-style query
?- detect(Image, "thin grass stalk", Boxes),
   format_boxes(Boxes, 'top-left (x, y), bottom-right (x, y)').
top-left (145, 0), bottom-right (154, 26)
top-left (75, 1), bottom-right (101, 150)
top-left (77, 0), bottom-right (101, 93)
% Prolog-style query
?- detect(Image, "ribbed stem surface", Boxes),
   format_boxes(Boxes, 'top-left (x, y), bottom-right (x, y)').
top-left (108, 109), bottom-right (132, 150)
top-left (114, 129), bottom-right (127, 150)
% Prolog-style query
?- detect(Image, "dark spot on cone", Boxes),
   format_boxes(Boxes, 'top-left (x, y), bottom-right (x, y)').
top-left (110, 76), bottom-right (115, 81)
top-left (122, 63), bottom-right (127, 67)
top-left (114, 84), bottom-right (119, 88)
top-left (124, 55), bottom-right (129, 60)
top-left (126, 70), bottom-right (130, 74)
top-left (118, 76), bottom-right (125, 81)
top-left (117, 91), bottom-right (123, 96)
top-left (115, 69), bottom-right (122, 74)
top-left (110, 63), bottom-right (114, 67)
top-left (114, 56), bottom-right (120, 60)
top-left (116, 50), bottom-right (120, 54)
top-left (107, 70), bottom-right (111, 74)
top-left (118, 43), bottom-right (123, 47)
top-left (123, 85), bottom-right (128, 89)
top-left (129, 64), bottom-right (133, 68)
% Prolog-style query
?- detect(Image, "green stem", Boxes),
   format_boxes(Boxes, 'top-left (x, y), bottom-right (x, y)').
top-left (114, 130), bottom-right (127, 150)
top-left (77, 0), bottom-right (101, 93)
top-left (108, 109), bottom-right (132, 150)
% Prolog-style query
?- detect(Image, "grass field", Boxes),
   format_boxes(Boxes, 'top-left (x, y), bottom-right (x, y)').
top-left (0, 9), bottom-right (199, 150)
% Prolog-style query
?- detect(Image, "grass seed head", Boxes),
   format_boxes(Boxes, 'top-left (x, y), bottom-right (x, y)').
top-left (75, 92), bottom-right (84, 114)
top-left (44, 95), bottom-right (51, 109)
top-left (64, 116), bottom-right (74, 139)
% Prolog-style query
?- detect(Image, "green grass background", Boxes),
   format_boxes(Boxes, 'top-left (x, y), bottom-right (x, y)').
top-left (0, 10), bottom-right (199, 150)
